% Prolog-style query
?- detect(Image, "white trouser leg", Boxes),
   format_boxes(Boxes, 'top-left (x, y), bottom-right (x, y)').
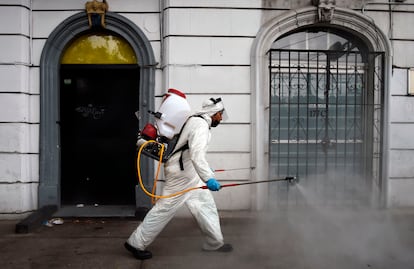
top-left (127, 195), bottom-right (186, 250)
top-left (186, 189), bottom-right (224, 250)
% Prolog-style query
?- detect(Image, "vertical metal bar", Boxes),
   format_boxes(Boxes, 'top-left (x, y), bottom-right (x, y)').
top-left (278, 51), bottom-right (282, 179)
top-left (378, 52), bottom-right (385, 204)
top-left (361, 53), bottom-right (368, 199)
top-left (315, 52), bottom-right (320, 175)
top-left (335, 53), bottom-right (340, 205)
top-left (288, 51), bottom-right (291, 177)
top-left (295, 51), bottom-right (301, 205)
top-left (353, 52), bottom-right (358, 174)
top-left (306, 51), bottom-right (310, 178)
top-left (324, 53), bottom-right (330, 172)
top-left (352, 52), bottom-right (359, 204)
top-left (359, 52), bottom-right (366, 179)
top-left (344, 51), bottom-right (349, 204)
top-left (269, 51), bottom-right (274, 180)
top-left (335, 53), bottom-right (339, 170)
top-left (296, 51), bottom-right (300, 177)
top-left (344, 52), bottom-right (349, 174)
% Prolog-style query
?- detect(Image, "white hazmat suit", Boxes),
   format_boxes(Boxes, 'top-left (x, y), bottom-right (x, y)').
top-left (127, 99), bottom-right (227, 252)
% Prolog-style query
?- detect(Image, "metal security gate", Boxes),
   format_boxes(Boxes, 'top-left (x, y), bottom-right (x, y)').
top-left (269, 49), bottom-right (384, 206)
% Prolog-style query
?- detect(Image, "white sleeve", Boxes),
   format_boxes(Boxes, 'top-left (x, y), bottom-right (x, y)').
top-left (187, 118), bottom-right (214, 182)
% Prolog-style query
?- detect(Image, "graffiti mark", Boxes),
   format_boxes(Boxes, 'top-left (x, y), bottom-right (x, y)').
top-left (75, 104), bottom-right (105, 119)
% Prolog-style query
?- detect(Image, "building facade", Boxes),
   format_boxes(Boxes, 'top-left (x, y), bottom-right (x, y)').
top-left (1, 0), bottom-right (414, 219)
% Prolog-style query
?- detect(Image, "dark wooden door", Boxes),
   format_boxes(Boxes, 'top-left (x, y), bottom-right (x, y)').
top-left (60, 64), bottom-right (140, 205)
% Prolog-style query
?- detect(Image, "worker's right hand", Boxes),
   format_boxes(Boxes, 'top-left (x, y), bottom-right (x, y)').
top-left (206, 178), bottom-right (221, 191)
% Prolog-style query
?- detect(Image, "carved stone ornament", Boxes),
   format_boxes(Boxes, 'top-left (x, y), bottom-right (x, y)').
top-left (85, 0), bottom-right (109, 28)
top-left (312, 0), bottom-right (336, 22)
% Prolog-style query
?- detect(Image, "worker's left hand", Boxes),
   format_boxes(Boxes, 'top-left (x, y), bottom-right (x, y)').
top-left (206, 178), bottom-right (221, 191)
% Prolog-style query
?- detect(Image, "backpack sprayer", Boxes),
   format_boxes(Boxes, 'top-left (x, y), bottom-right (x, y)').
top-left (135, 89), bottom-right (298, 201)
top-left (136, 88), bottom-right (191, 162)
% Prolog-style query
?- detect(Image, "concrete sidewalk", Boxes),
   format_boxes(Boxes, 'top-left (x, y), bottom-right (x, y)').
top-left (1, 208), bottom-right (414, 269)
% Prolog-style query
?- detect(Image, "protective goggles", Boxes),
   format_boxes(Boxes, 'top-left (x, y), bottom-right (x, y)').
top-left (209, 97), bottom-right (228, 121)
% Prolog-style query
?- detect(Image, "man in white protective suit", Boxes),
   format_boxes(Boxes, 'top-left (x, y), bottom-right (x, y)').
top-left (124, 97), bottom-right (232, 260)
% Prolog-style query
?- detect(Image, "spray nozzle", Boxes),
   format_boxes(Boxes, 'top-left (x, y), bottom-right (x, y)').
top-left (286, 176), bottom-right (299, 185)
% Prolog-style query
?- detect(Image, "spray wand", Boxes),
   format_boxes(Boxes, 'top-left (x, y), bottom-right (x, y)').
top-left (214, 168), bottom-right (252, 172)
top-left (200, 177), bottom-right (298, 189)
top-left (212, 168), bottom-right (298, 188)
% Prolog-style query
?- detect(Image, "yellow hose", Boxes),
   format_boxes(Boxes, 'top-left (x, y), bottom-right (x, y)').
top-left (136, 140), bottom-right (201, 202)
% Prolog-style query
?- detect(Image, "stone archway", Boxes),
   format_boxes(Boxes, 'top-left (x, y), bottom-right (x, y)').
top-left (38, 12), bottom-right (156, 208)
top-left (250, 6), bottom-right (391, 209)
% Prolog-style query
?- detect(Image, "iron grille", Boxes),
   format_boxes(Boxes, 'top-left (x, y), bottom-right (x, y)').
top-left (268, 49), bottom-right (384, 207)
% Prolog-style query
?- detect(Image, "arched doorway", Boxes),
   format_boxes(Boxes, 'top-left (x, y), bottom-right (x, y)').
top-left (60, 32), bottom-right (139, 206)
top-left (250, 7), bottom-right (391, 209)
top-left (268, 28), bottom-right (384, 206)
top-left (38, 12), bottom-right (156, 215)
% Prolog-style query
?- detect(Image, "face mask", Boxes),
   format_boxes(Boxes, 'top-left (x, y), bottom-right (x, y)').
top-left (211, 119), bottom-right (220, 128)
top-left (210, 110), bottom-right (223, 128)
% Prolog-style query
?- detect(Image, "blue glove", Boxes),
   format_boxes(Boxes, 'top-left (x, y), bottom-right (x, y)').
top-left (206, 178), bottom-right (221, 191)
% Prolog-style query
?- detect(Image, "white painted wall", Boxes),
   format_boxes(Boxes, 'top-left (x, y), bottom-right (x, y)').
top-left (162, 2), bottom-right (260, 209)
top-left (387, 19), bottom-right (414, 208)
top-left (2, 0), bottom-right (414, 218)
top-left (0, 1), bottom-right (36, 219)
